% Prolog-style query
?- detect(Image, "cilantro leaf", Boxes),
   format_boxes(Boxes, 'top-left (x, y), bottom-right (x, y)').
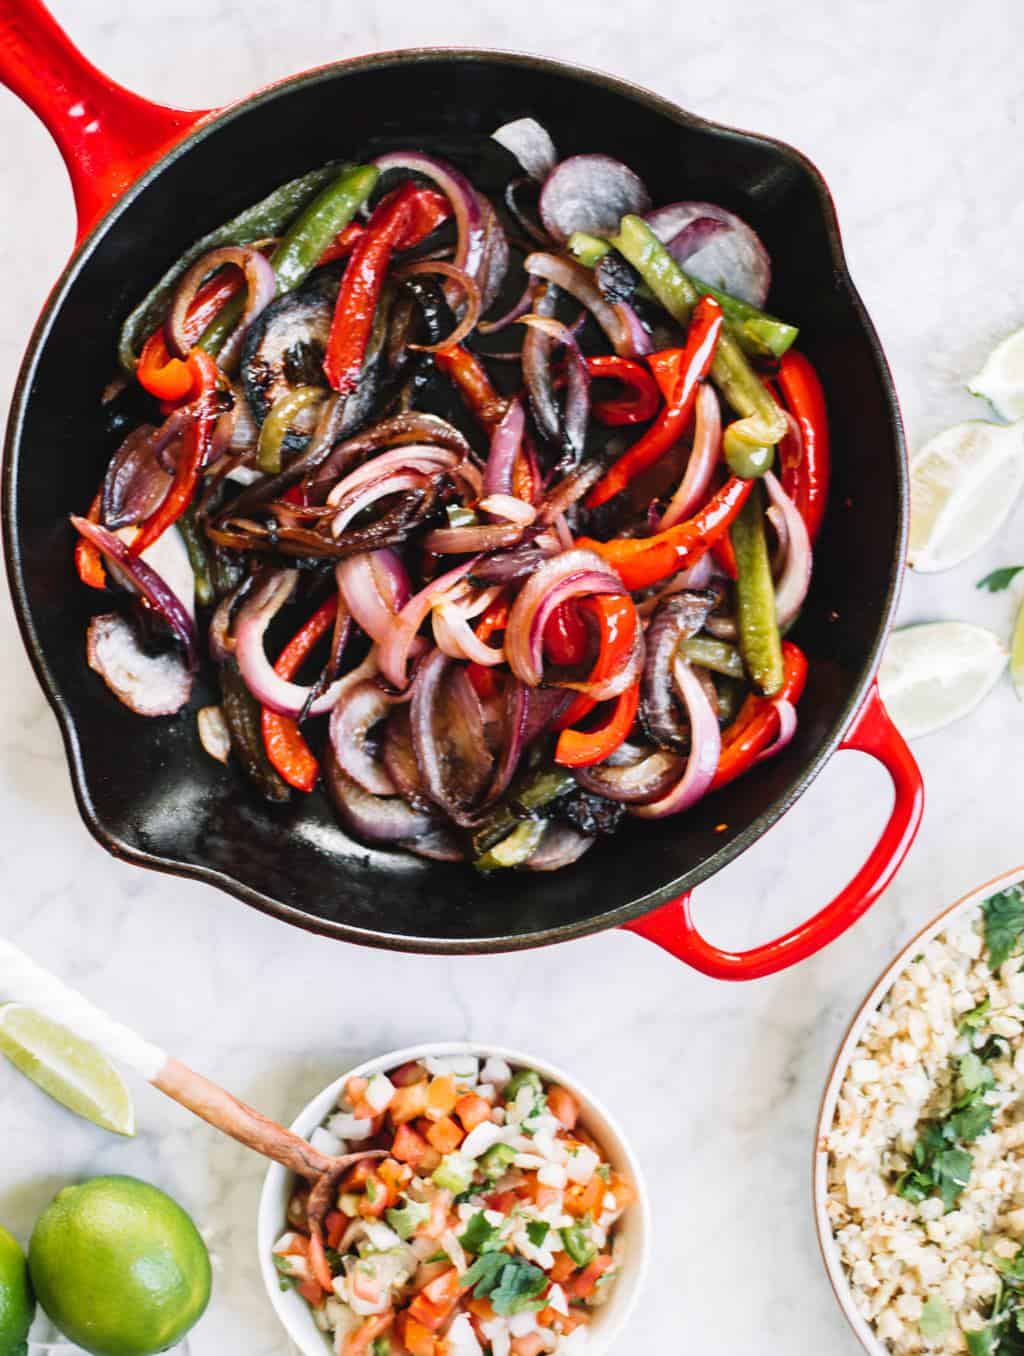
top-left (933, 1147), bottom-right (974, 1211)
top-left (966, 1326), bottom-right (999, 1356)
top-left (526, 1221), bottom-right (550, 1247)
top-left (920, 1295), bottom-right (951, 1339)
top-left (961, 998), bottom-right (992, 1034)
top-left (997, 1246), bottom-right (1024, 1287)
top-left (946, 1100), bottom-right (994, 1143)
top-left (459, 1212), bottom-right (503, 1255)
top-left (984, 888), bottom-right (1024, 969)
top-left (958, 1052), bottom-right (996, 1097)
top-left (372, 1341), bottom-right (391, 1356)
top-left (978, 565), bottom-right (1024, 593)
top-left (463, 1252), bottom-right (549, 1316)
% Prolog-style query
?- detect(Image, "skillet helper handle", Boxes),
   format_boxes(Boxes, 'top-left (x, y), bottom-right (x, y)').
top-left (0, 935), bottom-right (333, 1180)
top-left (623, 684), bottom-right (924, 980)
top-left (0, 0), bottom-right (210, 242)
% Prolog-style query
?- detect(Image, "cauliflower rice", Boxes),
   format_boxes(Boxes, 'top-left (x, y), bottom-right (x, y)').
top-left (826, 891), bottom-right (1024, 1353)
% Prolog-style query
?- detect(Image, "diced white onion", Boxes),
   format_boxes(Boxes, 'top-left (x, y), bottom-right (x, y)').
top-left (327, 1111), bottom-right (376, 1141)
top-left (273, 1231), bottom-right (300, 1254)
top-left (461, 1121), bottom-right (504, 1159)
top-left (426, 1055), bottom-right (480, 1081)
top-left (362, 1221), bottom-right (402, 1251)
top-left (514, 1153), bottom-right (546, 1170)
top-left (481, 1057), bottom-right (512, 1089)
top-left (365, 1072), bottom-right (396, 1113)
top-left (565, 1145), bottom-right (600, 1184)
top-left (547, 1283), bottom-right (569, 1316)
top-left (538, 1163), bottom-right (567, 1189)
top-left (310, 1126), bottom-right (344, 1157)
top-left (509, 1310), bottom-right (539, 1337)
top-left (446, 1313), bottom-right (485, 1356)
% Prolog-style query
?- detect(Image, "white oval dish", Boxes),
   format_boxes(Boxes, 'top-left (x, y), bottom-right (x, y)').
top-left (814, 865), bottom-right (1024, 1354)
top-left (257, 1041), bottom-right (651, 1356)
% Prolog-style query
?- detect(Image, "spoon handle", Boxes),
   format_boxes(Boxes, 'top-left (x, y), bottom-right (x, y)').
top-left (0, 937), bottom-right (331, 1179)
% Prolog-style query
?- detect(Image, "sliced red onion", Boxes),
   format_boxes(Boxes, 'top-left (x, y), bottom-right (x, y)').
top-left (468, 543), bottom-right (559, 585)
top-left (504, 177), bottom-right (552, 246)
top-left (641, 591), bottom-right (718, 750)
top-left (373, 152), bottom-right (489, 307)
top-left (208, 576), bottom-right (253, 663)
top-left (86, 612), bottom-right (192, 716)
top-left (336, 550), bottom-right (410, 647)
top-left (492, 118), bottom-right (558, 181)
top-left (573, 741), bottom-right (682, 805)
top-left (539, 155), bottom-right (651, 243)
top-left (644, 201), bottom-right (771, 308)
top-left (422, 523), bottom-right (524, 555)
top-left (433, 598), bottom-right (505, 666)
top-left (631, 656), bottom-right (721, 819)
top-left (379, 558), bottom-right (480, 689)
top-left (519, 314), bottom-right (590, 464)
top-left (197, 704), bottom-right (231, 763)
top-left (660, 384), bottom-right (722, 529)
top-left (325, 444), bottom-right (481, 509)
top-left (483, 678), bottom-right (528, 805)
top-left (330, 470), bottom-right (430, 537)
top-left (636, 555), bottom-right (717, 617)
top-left (522, 686), bottom-right (573, 746)
top-left (658, 214), bottom-right (730, 265)
top-left (476, 194), bottom-right (510, 314)
top-left (479, 494), bottom-right (535, 526)
top-left (400, 827), bottom-right (465, 862)
top-left (410, 648), bottom-right (492, 815)
top-left (504, 549), bottom-right (621, 687)
top-left (483, 399), bottom-right (525, 502)
top-left (552, 513), bottom-right (574, 553)
top-left (763, 472), bottom-right (812, 630)
top-left (381, 706), bottom-right (430, 809)
top-left (324, 750), bottom-right (439, 845)
top-left (704, 611), bottom-right (738, 642)
top-left (755, 698), bottom-right (798, 765)
top-left (524, 253), bottom-right (649, 359)
top-left (311, 412), bottom-right (474, 493)
top-left (167, 246), bottom-right (276, 370)
top-left (233, 571), bottom-right (347, 716)
top-left (398, 261), bottom-right (482, 352)
top-left (521, 284), bottom-right (560, 445)
top-left (526, 822), bottom-right (595, 870)
top-left (135, 523), bottom-right (196, 623)
top-left (102, 423), bottom-right (172, 529)
top-left (478, 277), bottom-right (540, 335)
top-left (539, 460), bottom-right (604, 525)
top-left (329, 680), bottom-right (398, 796)
top-left (70, 517), bottom-right (198, 669)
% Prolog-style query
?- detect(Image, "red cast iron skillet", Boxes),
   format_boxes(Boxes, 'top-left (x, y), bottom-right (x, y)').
top-left (0, 0), bottom-right (924, 977)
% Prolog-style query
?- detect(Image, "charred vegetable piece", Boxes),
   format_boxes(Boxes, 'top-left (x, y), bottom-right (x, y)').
top-left (470, 768), bottom-right (577, 857)
top-left (218, 660), bottom-right (292, 802)
top-left (240, 278), bottom-right (336, 425)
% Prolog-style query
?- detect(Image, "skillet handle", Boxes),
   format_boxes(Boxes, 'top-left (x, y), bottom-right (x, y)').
top-left (622, 684), bottom-right (923, 980)
top-left (0, 0), bottom-right (211, 242)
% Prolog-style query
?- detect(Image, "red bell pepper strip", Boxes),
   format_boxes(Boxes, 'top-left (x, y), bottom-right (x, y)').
top-left (129, 351), bottom-right (220, 556)
top-left (74, 492), bottom-right (107, 590)
top-left (317, 220), bottom-right (366, 266)
top-left (136, 268), bottom-right (244, 401)
top-left (544, 601), bottom-right (590, 667)
top-left (712, 640), bottom-right (807, 790)
top-left (323, 183), bottom-right (422, 395)
top-left (586, 297), bottom-right (723, 508)
top-left (553, 594), bottom-right (639, 733)
top-left (578, 476), bottom-right (754, 592)
top-left (555, 680), bottom-right (640, 767)
top-left (585, 354), bottom-right (660, 426)
top-left (433, 344), bottom-right (509, 430)
top-left (776, 351), bottom-right (830, 542)
top-left (711, 534), bottom-right (738, 580)
top-left (261, 595), bottom-right (339, 793)
top-left (317, 187), bottom-right (451, 266)
top-left (467, 595), bottom-right (510, 700)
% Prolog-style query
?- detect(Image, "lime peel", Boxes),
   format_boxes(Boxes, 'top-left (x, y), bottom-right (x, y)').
top-left (968, 326), bottom-right (1024, 421)
top-left (0, 1004), bottom-right (135, 1137)
top-left (879, 622), bottom-right (1008, 740)
top-left (1012, 598), bottom-right (1024, 703)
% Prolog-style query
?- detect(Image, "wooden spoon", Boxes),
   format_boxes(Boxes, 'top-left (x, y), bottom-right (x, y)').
top-left (0, 937), bottom-right (381, 1287)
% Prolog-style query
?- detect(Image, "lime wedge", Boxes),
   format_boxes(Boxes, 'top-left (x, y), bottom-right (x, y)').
top-left (908, 420), bottom-right (1024, 572)
top-left (0, 1005), bottom-right (135, 1136)
top-left (969, 326), bottom-right (1024, 420)
top-left (879, 622), bottom-right (1008, 740)
top-left (1012, 598), bottom-right (1024, 702)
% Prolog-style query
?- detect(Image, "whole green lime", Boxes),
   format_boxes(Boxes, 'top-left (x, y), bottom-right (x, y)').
top-left (0, 1225), bottom-right (33, 1356)
top-left (28, 1176), bottom-right (211, 1356)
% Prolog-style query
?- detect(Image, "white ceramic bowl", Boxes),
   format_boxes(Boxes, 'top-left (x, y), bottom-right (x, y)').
top-left (258, 1041), bottom-right (651, 1356)
top-left (814, 865), bottom-right (1024, 1354)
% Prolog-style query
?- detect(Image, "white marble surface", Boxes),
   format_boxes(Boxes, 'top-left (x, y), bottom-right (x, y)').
top-left (2, 2), bottom-right (1024, 1352)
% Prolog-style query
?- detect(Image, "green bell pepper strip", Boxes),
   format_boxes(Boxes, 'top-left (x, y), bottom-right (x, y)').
top-left (680, 636), bottom-right (746, 680)
top-left (117, 164), bottom-right (347, 372)
top-left (567, 226), bottom-right (798, 360)
top-left (256, 386), bottom-right (327, 474)
top-left (470, 767), bottom-right (576, 857)
top-left (176, 508), bottom-right (214, 608)
top-left (611, 216), bottom-right (789, 463)
top-left (475, 818), bottom-right (546, 873)
top-left (731, 484), bottom-right (784, 696)
top-left (218, 661), bottom-right (292, 802)
top-left (199, 164), bottom-right (381, 358)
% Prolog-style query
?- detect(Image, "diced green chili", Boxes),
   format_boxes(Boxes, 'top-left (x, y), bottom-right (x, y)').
top-left (199, 164), bottom-right (380, 357)
top-left (731, 484), bottom-right (784, 696)
top-left (610, 216), bottom-right (790, 461)
top-left (479, 1143), bottom-right (517, 1177)
top-left (475, 818), bottom-right (546, 873)
top-left (503, 1069), bottom-right (543, 1103)
top-left (256, 386), bottom-right (327, 473)
top-left (560, 1225), bottom-right (598, 1268)
top-left (117, 163), bottom-right (347, 371)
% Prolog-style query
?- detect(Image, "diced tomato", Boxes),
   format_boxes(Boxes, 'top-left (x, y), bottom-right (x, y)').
top-left (609, 1173), bottom-right (637, 1211)
top-left (425, 1115), bottom-right (464, 1154)
top-left (379, 1158), bottom-right (413, 1195)
top-left (486, 1190), bottom-right (518, 1215)
top-left (342, 1311), bottom-right (395, 1355)
top-left (566, 1255), bottom-right (614, 1300)
top-left (425, 1075), bottom-right (458, 1121)
top-left (455, 1093), bottom-right (492, 1134)
top-left (557, 1307), bottom-right (592, 1334)
top-left (324, 1211), bottom-right (345, 1250)
top-left (414, 1190), bottom-right (452, 1241)
top-left (346, 1076), bottom-right (369, 1102)
top-left (564, 1175), bottom-right (604, 1219)
top-left (296, 1277), bottom-right (327, 1308)
top-left (357, 1173), bottom-right (392, 1218)
top-left (277, 1231), bottom-right (310, 1257)
top-left (545, 1085), bottom-right (579, 1131)
top-left (512, 1336), bottom-right (547, 1356)
top-left (408, 1268), bottom-right (464, 1332)
top-left (397, 1312), bottom-right (438, 1356)
top-left (419, 1146), bottom-right (443, 1175)
top-left (342, 1160), bottom-right (377, 1191)
top-left (308, 1230), bottom-right (334, 1290)
top-left (466, 1297), bottom-right (497, 1323)
top-left (549, 1252), bottom-right (577, 1285)
top-left (390, 1081), bottom-right (431, 1125)
top-left (518, 1174), bottom-right (560, 1210)
top-left (392, 1123), bottom-right (430, 1168)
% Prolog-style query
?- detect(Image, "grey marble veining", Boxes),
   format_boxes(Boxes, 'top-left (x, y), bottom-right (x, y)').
top-left (2, 2), bottom-right (1024, 1351)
